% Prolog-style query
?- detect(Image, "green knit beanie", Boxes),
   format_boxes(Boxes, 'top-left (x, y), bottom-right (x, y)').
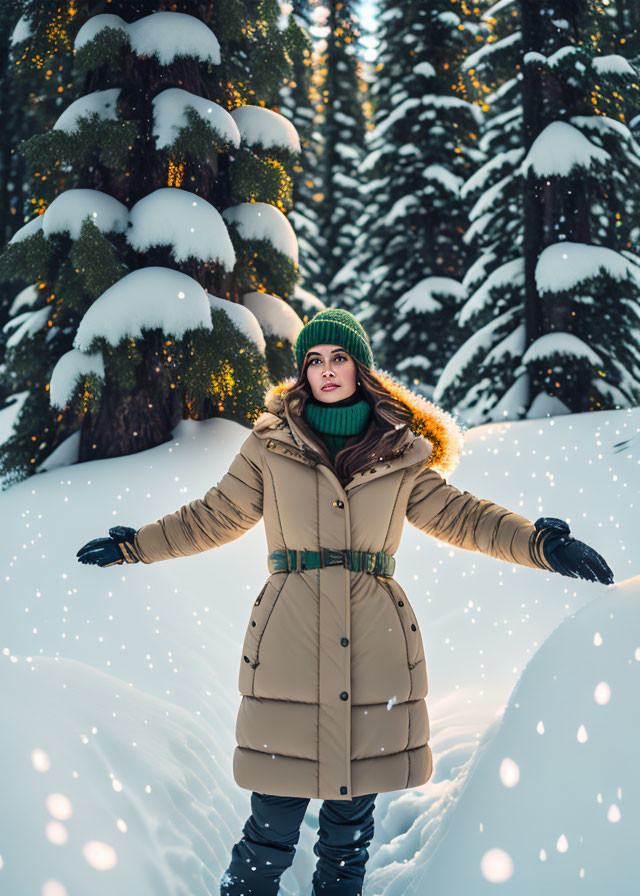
top-left (295, 308), bottom-right (374, 372)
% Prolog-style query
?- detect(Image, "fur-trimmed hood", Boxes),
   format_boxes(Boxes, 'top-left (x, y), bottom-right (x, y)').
top-left (252, 368), bottom-right (466, 477)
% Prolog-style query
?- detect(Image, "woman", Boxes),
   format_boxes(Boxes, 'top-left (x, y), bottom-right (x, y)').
top-left (77, 308), bottom-right (614, 896)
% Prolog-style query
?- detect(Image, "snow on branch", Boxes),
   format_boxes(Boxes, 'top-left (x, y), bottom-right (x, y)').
top-left (521, 332), bottom-right (604, 367)
top-left (536, 243), bottom-right (640, 294)
top-left (481, 0), bottom-right (517, 20)
top-left (423, 95), bottom-right (480, 117)
top-left (208, 294), bottom-right (266, 354)
top-left (223, 202), bottom-right (298, 265)
top-left (10, 191), bottom-right (128, 243)
top-left (397, 277), bottom-right (465, 314)
top-left (74, 14), bottom-right (128, 49)
top-left (461, 148), bottom-right (524, 199)
top-left (0, 392), bottom-right (29, 448)
top-left (75, 12), bottom-right (220, 66)
top-left (423, 164), bottom-right (464, 195)
top-left (469, 172), bottom-right (516, 220)
top-left (41, 189), bottom-right (128, 239)
top-left (127, 188), bottom-right (236, 269)
top-left (433, 307), bottom-right (520, 402)
top-left (462, 252), bottom-right (498, 293)
top-left (9, 214), bottom-right (43, 244)
top-left (73, 267), bottom-right (212, 350)
top-left (9, 284), bottom-right (40, 316)
top-left (49, 348), bottom-right (105, 409)
top-left (152, 88), bottom-right (240, 151)
top-left (373, 97), bottom-right (421, 139)
top-left (459, 258), bottom-right (524, 326)
top-left (546, 46), bottom-right (579, 67)
top-left (462, 31), bottom-right (521, 73)
top-left (2, 307), bottom-right (50, 349)
top-left (53, 89), bottom-right (121, 134)
top-left (10, 15), bottom-right (33, 46)
top-left (592, 55), bottom-right (638, 78)
top-left (485, 323), bottom-right (526, 364)
top-left (230, 105), bottom-right (300, 153)
top-left (383, 194), bottom-right (420, 227)
top-left (570, 114), bottom-right (640, 151)
top-left (414, 61), bottom-right (436, 79)
top-left (521, 121), bottom-right (610, 178)
top-left (242, 292), bottom-right (303, 344)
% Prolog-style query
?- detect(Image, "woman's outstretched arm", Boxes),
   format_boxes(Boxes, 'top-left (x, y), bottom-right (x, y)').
top-left (405, 462), bottom-right (555, 572)
top-left (100, 431), bottom-right (264, 565)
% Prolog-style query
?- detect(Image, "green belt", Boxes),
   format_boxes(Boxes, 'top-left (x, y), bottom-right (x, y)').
top-left (268, 548), bottom-right (396, 577)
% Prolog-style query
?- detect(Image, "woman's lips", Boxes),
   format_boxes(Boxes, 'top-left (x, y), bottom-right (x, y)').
top-left (321, 384), bottom-right (339, 391)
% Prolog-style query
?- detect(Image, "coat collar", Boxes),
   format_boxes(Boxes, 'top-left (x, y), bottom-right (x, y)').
top-left (251, 368), bottom-right (465, 480)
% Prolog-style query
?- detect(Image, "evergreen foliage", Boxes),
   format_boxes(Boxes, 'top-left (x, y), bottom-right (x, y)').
top-left (313, 1), bottom-right (369, 304)
top-left (0, 0), bottom-right (308, 486)
top-left (280, 0), bottom-right (326, 316)
top-left (353, 0), bottom-right (484, 394)
top-left (435, 0), bottom-right (640, 423)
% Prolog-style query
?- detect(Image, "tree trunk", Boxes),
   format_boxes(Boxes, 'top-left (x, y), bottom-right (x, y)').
top-left (78, 336), bottom-right (184, 461)
top-left (520, 0), bottom-right (593, 412)
top-left (520, 0), bottom-right (546, 407)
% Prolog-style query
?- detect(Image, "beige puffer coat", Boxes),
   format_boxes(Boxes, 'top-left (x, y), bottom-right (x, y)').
top-left (121, 370), bottom-right (555, 800)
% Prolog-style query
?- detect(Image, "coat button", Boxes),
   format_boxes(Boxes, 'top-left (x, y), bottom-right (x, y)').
top-left (332, 500), bottom-right (344, 508)
top-left (340, 691), bottom-right (349, 701)
top-left (411, 624), bottom-right (416, 631)
top-left (244, 656), bottom-right (250, 663)
top-left (398, 600), bottom-right (404, 607)
top-left (251, 621), bottom-right (256, 627)
top-left (340, 637), bottom-right (349, 647)
top-left (340, 786), bottom-right (348, 795)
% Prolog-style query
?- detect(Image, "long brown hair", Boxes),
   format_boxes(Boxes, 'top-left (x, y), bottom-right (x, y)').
top-left (281, 352), bottom-right (414, 485)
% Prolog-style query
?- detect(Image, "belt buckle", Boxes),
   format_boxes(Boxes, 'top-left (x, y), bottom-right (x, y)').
top-left (324, 548), bottom-right (348, 567)
top-left (365, 554), bottom-right (376, 574)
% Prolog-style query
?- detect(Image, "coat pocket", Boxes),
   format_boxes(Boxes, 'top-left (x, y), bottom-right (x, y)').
top-left (375, 575), bottom-right (423, 670)
top-left (238, 575), bottom-right (286, 696)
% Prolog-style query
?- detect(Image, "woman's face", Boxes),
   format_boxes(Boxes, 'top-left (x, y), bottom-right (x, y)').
top-left (304, 344), bottom-right (358, 403)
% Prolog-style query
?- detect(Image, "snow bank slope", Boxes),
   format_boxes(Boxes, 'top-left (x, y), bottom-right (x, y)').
top-left (0, 407), bottom-right (637, 895)
top-left (0, 418), bottom-right (275, 896)
top-left (390, 576), bottom-right (640, 895)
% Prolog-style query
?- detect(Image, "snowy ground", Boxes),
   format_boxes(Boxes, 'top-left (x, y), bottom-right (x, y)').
top-left (1, 406), bottom-right (638, 895)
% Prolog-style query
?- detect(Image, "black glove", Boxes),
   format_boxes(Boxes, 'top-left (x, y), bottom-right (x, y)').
top-left (535, 517), bottom-right (614, 585)
top-left (76, 526), bottom-right (139, 567)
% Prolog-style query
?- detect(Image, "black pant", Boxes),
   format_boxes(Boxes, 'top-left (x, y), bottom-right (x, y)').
top-left (220, 790), bottom-right (377, 896)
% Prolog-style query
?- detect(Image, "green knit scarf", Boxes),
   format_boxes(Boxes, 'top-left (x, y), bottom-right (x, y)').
top-left (304, 397), bottom-right (372, 461)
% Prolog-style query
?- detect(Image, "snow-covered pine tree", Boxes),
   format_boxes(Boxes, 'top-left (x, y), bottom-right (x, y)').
top-left (598, 0), bottom-right (640, 252)
top-left (0, 0), bottom-right (306, 486)
top-left (519, 0), bottom-right (640, 414)
top-left (0, 7), bottom-right (71, 421)
top-left (0, 2), bottom-right (82, 484)
top-left (351, 0), bottom-right (483, 393)
top-left (280, 0), bottom-right (326, 320)
top-left (312, 0), bottom-right (369, 304)
top-left (600, 0), bottom-right (640, 66)
top-left (435, 0), bottom-right (640, 422)
top-left (432, 0), bottom-right (526, 422)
